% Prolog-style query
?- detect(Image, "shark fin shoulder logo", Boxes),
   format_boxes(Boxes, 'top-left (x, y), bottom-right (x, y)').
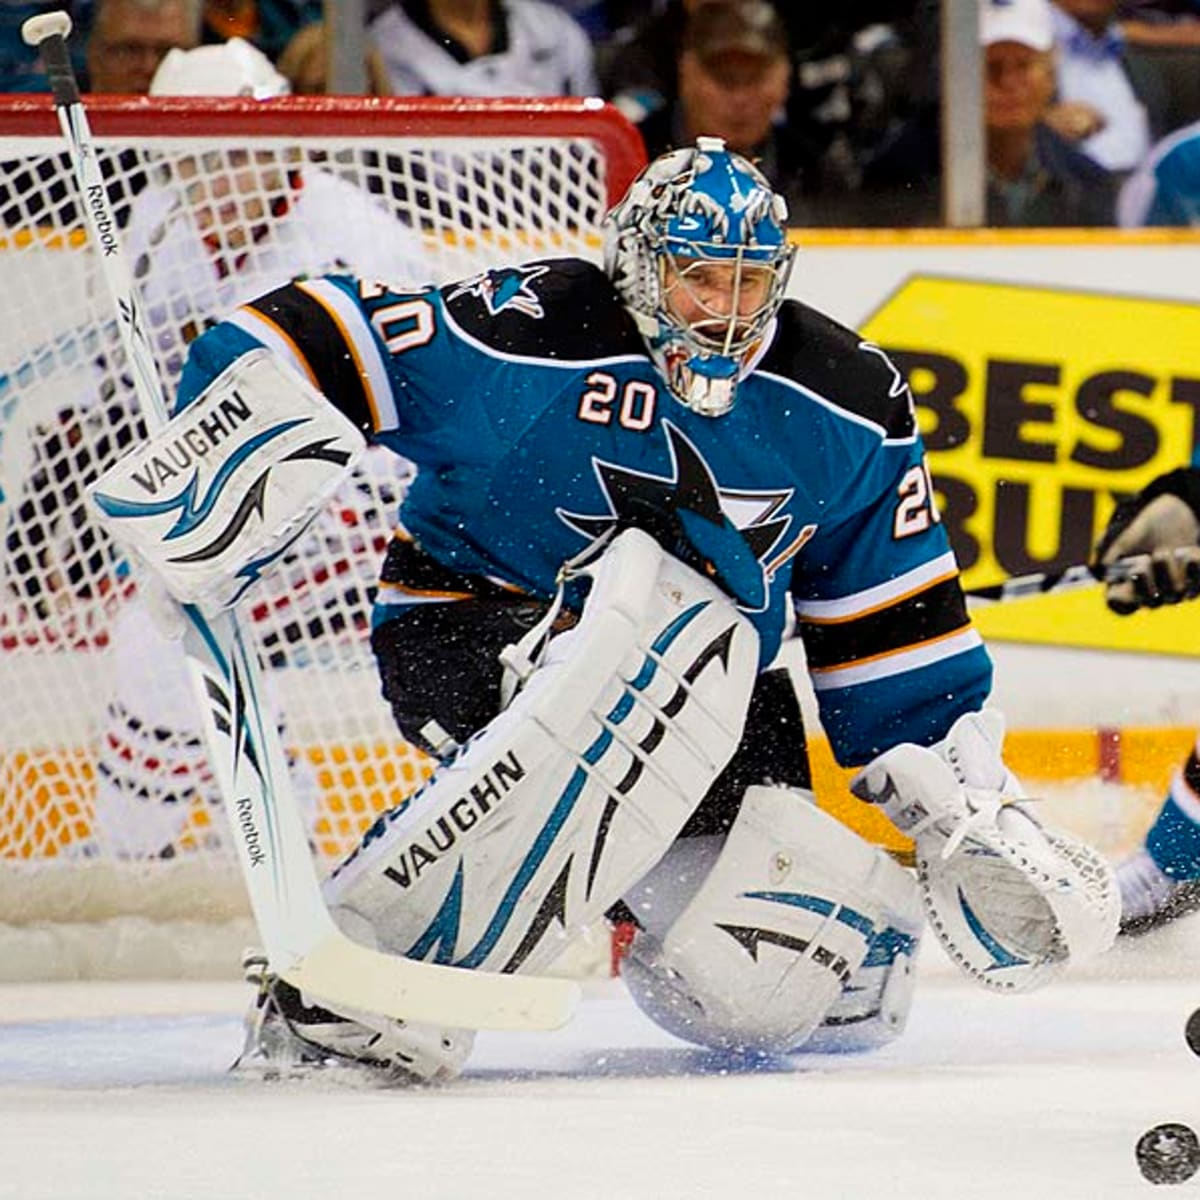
top-left (446, 264), bottom-right (550, 319)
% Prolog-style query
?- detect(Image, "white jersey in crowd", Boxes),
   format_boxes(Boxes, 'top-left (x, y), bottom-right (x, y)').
top-left (127, 166), bottom-right (431, 380)
top-left (1050, 5), bottom-right (1151, 173)
top-left (90, 166), bottom-right (426, 860)
top-left (369, 0), bottom-right (598, 98)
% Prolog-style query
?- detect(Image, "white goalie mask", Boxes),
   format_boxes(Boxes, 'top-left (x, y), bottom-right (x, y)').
top-left (602, 137), bottom-right (795, 417)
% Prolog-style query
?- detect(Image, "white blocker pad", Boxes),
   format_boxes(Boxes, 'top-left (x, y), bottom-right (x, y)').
top-left (620, 785), bottom-right (923, 1054)
top-left (852, 711), bottom-right (1120, 993)
top-left (88, 348), bottom-right (366, 610)
top-left (325, 528), bottom-right (760, 980)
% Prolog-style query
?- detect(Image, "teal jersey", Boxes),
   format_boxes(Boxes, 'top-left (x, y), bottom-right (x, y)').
top-left (179, 258), bottom-right (991, 764)
top-left (1121, 119), bottom-right (1200, 228)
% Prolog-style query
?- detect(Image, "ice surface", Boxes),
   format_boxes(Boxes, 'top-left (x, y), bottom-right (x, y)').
top-left (1, 935), bottom-right (1198, 1200)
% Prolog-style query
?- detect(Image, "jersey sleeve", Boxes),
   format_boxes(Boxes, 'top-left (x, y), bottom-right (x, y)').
top-left (1144, 140), bottom-right (1200, 228)
top-left (790, 404), bottom-right (992, 768)
top-left (175, 273), bottom-right (449, 441)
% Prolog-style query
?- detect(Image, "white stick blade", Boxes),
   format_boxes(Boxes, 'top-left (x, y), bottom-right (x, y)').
top-left (22, 11), bottom-right (73, 46)
top-left (284, 935), bottom-right (582, 1032)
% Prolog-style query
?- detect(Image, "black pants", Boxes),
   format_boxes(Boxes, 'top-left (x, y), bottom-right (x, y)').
top-left (371, 594), bottom-right (811, 837)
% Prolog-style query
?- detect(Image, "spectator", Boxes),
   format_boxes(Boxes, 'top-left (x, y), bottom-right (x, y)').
top-left (1117, 116), bottom-right (1200, 222)
top-left (601, 0), bottom-right (769, 123)
top-left (1046, 0), bottom-right (1172, 174)
top-left (986, 0), bottom-right (1118, 223)
top-left (200, 1), bottom-right (321, 63)
top-left (601, 1), bottom-right (915, 214)
top-left (85, 0), bottom-right (201, 93)
top-left (860, 0), bottom-right (1117, 227)
top-left (275, 21), bottom-right (392, 94)
top-left (1118, 0), bottom-right (1200, 48)
top-left (631, 2), bottom-right (822, 219)
top-left (69, 36), bottom-right (428, 861)
top-left (0, 0), bottom-right (198, 227)
top-left (368, 0), bottom-right (597, 97)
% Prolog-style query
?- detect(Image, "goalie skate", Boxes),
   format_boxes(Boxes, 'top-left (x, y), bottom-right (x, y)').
top-left (236, 953), bottom-right (473, 1086)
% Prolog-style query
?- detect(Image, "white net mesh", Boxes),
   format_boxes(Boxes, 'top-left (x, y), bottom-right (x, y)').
top-left (0, 96), bottom-right (643, 977)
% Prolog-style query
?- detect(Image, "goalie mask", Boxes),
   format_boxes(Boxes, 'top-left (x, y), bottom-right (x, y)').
top-left (603, 137), bottom-right (795, 417)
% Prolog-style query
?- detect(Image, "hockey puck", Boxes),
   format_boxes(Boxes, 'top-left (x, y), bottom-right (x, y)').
top-left (1136, 1123), bottom-right (1200, 1185)
top-left (1185, 1008), bottom-right (1200, 1057)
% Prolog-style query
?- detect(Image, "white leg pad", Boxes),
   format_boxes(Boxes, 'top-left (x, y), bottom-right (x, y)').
top-left (802, 878), bottom-right (923, 1054)
top-left (621, 785), bottom-right (923, 1054)
top-left (326, 528), bottom-right (760, 981)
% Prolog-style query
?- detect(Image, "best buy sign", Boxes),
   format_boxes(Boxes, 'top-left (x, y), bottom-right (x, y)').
top-left (862, 276), bottom-right (1200, 657)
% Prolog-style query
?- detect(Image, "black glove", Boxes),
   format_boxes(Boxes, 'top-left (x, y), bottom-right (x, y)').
top-left (1094, 467), bottom-right (1200, 615)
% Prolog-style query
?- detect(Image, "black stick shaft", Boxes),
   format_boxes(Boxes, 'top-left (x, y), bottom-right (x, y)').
top-left (965, 555), bottom-right (1168, 605)
top-left (35, 29), bottom-right (80, 108)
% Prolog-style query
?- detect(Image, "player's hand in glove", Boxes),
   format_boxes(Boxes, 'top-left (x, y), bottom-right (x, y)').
top-left (851, 711), bottom-right (1119, 991)
top-left (1093, 466), bottom-right (1200, 615)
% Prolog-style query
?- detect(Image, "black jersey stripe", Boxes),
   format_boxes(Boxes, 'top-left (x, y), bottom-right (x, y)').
top-left (378, 534), bottom-right (523, 601)
top-left (244, 283), bottom-right (375, 435)
top-left (799, 576), bottom-right (971, 671)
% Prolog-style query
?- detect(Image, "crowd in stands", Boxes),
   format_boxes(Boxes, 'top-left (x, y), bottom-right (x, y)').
top-left (2, 0), bottom-right (1200, 228)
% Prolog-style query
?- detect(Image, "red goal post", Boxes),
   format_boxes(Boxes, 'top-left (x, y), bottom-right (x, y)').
top-left (0, 95), bottom-right (645, 979)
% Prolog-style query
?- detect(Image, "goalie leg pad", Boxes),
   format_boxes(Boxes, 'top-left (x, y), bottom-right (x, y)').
top-left (620, 785), bottom-right (922, 1054)
top-left (326, 527), bottom-right (760, 984)
top-left (800, 874), bottom-right (923, 1054)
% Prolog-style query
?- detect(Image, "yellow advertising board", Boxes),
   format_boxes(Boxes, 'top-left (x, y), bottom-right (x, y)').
top-left (859, 275), bottom-right (1200, 657)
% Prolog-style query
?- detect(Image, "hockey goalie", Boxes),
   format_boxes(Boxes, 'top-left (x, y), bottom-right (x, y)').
top-left (92, 137), bottom-right (1120, 1084)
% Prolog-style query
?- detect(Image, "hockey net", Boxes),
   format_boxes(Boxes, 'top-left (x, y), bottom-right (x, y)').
top-left (0, 95), bottom-right (645, 979)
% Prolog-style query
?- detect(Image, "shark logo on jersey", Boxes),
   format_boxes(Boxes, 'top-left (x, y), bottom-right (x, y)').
top-left (445, 264), bottom-right (550, 319)
top-left (557, 420), bottom-right (816, 611)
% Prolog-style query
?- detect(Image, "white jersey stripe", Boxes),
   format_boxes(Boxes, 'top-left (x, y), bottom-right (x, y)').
top-left (297, 278), bottom-right (396, 430)
top-left (809, 625), bottom-right (983, 692)
top-left (228, 308), bottom-right (319, 389)
top-left (793, 551), bottom-right (961, 623)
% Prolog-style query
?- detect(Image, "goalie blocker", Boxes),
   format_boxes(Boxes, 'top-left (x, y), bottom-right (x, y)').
top-left (88, 348), bottom-right (367, 611)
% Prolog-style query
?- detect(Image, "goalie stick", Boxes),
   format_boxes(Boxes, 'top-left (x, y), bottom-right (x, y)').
top-left (22, 11), bottom-right (578, 1031)
top-left (965, 550), bottom-right (1196, 606)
